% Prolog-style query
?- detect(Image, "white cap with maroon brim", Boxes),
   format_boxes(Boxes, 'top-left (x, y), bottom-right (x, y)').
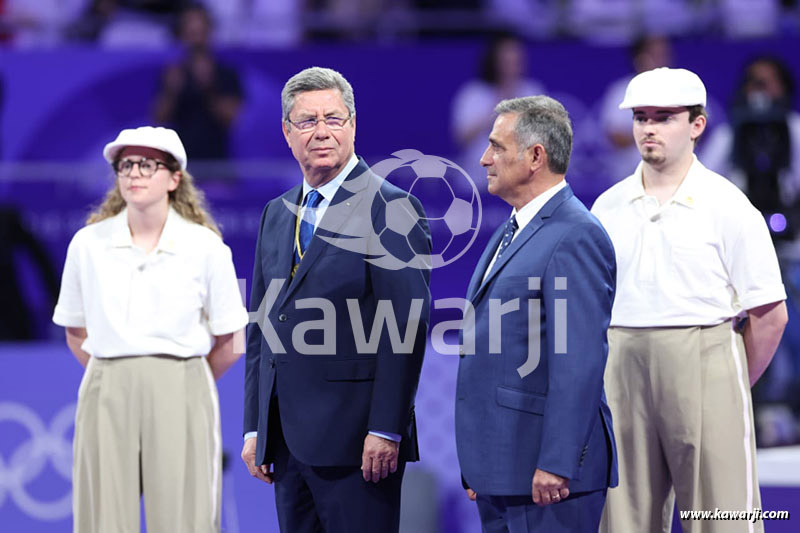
top-left (103, 126), bottom-right (187, 170)
top-left (619, 67), bottom-right (707, 109)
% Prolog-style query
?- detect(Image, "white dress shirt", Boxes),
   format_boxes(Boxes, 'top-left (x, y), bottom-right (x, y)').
top-left (591, 155), bottom-right (786, 327)
top-left (53, 207), bottom-right (249, 357)
top-left (483, 180), bottom-right (567, 282)
top-left (299, 153), bottom-right (359, 228)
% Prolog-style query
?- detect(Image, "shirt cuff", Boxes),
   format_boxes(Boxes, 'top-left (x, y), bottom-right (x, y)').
top-left (52, 308), bottom-right (86, 328)
top-left (369, 430), bottom-right (401, 442)
top-left (244, 431), bottom-right (257, 441)
top-left (739, 287), bottom-right (787, 312)
top-left (209, 309), bottom-right (249, 336)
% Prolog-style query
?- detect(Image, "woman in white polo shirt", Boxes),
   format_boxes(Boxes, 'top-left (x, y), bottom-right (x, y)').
top-left (53, 126), bottom-right (248, 533)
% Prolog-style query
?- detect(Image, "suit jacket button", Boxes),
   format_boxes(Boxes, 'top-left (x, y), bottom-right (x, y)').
top-left (278, 313), bottom-right (288, 322)
top-left (459, 348), bottom-right (465, 357)
top-left (270, 358), bottom-right (275, 368)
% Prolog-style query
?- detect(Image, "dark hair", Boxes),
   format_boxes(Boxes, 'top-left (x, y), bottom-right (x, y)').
top-left (740, 56), bottom-right (795, 101)
top-left (174, 3), bottom-right (212, 39)
top-left (479, 32), bottom-right (522, 85)
top-left (630, 35), bottom-right (662, 61)
top-left (687, 105), bottom-right (708, 123)
top-left (685, 105), bottom-right (708, 144)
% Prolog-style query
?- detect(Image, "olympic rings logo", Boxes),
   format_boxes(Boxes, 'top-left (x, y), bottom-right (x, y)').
top-left (0, 401), bottom-right (75, 521)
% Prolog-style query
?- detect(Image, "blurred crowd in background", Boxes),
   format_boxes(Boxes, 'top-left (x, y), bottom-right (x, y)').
top-left (2, 0), bottom-right (800, 46)
top-left (1, 1), bottom-right (800, 451)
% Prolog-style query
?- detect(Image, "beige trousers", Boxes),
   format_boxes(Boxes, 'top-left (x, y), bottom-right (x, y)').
top-left (72, 355), bottom-right (221, 533)
top-left (600, 322), bottom-right (762, 533)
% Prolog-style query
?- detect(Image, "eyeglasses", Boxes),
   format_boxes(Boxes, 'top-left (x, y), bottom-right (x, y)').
top-left (114, 158), bottom-right (171, 178)
top-left (286, 115), bottom-right (351, 132)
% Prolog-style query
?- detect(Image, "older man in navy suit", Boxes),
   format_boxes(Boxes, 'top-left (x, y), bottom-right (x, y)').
top-left (240, 67), bottom-right (431, 533)
top-left (455, 96), bottom-right (618, 532)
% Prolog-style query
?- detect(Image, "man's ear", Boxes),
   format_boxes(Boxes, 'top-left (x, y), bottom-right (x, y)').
top-left (690, 115), bottom-right (707, 142)
top-left (527, 144), bottom-right (547, 173)
top-left (282, 120), bottom-right (291, 146)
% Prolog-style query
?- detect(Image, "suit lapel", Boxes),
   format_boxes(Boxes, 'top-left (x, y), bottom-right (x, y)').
top-left (466, 224), bottom-right (504, 301)
top-left (273, 185), bottom-right (302, 289)
top-left (471, 185), bottom-right (574, 304)
top-left (478, 217), bottom-right (542, 292)
top-left (282, 158), bottom-right (372, 304)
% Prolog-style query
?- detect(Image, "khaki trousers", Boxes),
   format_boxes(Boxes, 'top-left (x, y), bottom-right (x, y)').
top-left (73, 355), bottom-right (221, 533)
top-left (600, 322), bottom-right (762, 533)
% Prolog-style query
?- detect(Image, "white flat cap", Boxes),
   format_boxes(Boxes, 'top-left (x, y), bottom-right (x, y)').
top-left (619, 67), bottom-right (707, 109)
top-left (103, 126), bottom-right (187, 170)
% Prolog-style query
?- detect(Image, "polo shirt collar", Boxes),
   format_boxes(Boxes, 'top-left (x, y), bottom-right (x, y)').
top-left (111, 209), bottom-right (133, 248)
top-left (157, 208), bottom-right (180, 253)
top-left (110, 206), bottom-right (180, 253)
top-left (670, 155), bottom-right (701, 208)
top-left (625, 163), bottom-right (648, 203)
top-left (626, 154), bottom-right (701, 209)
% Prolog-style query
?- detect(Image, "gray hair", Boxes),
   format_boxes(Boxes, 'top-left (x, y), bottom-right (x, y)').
top-left (494, 95), bottom-right (572, 175)
top-left (281, 67), bottom-right (356, 122)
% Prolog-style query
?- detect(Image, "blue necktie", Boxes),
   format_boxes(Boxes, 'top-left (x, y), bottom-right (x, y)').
top-left (295, 190), bottom-right (323, 267)
top-left (495, 215), bottom-right (518, 260)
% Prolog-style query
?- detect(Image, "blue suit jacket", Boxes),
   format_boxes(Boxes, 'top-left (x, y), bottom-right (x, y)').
top-left (244, 157), bottom-right (431, 467)
top-left (455, 185), bottom-right (618, 495)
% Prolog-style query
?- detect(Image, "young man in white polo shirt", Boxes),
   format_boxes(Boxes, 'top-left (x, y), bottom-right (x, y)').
top-left (592, 68), bottom-right (788, 533)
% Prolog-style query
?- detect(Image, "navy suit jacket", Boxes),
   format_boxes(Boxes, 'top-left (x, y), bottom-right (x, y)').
top-left (244, 157), bottom-right (431, 467)
top-left (455, 184), bottom-right (618, 495)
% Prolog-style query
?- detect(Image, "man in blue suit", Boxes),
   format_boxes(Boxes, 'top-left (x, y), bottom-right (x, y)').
top-left (240, 67), bottom-right (431, 533)
top-left (455, 95), bottom-right (618, 532)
